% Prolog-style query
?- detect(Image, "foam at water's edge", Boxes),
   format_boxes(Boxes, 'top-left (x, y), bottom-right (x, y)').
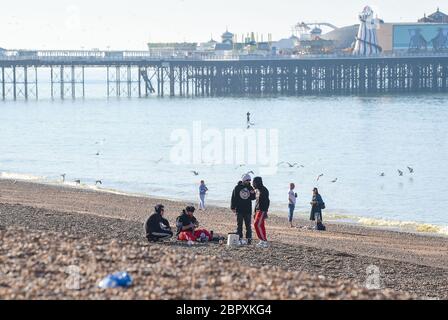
top-left (325, 213), bottom-right (448, 236)
top-left (1, 170), bottom-right (448, 237)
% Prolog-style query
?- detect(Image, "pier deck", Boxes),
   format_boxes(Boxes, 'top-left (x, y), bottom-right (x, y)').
top-left (1, 50), bottom-right (448, 99)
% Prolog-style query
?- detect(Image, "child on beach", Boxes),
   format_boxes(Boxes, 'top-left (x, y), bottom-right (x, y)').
top-left (198, 180), bottom-right (208, 210)
top-left (253, 177), bottom-right (270, 248)
top-left (176, 206), bottom-right (212, 243)
top-left (288, 183), bottom-right (298, 228)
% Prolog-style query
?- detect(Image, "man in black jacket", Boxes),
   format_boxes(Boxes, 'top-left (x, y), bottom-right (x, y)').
top-left (231, 174), bottom-right (256, 244)
top-left (144, 204), bottom-right (173, 242)
top-left (253, 176), bottom-right (270, 248)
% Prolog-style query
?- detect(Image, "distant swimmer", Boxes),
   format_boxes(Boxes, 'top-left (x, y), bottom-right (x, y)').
top-left (95, 180), bottom-right (102, 185)
top-left (61, 174), bottom-right (66, 182)
top-left (407, 166), bottom-right (414, 174)
top-left (191, 171), bottom-right (199, 176)
top-left (317, 174), bottom-right (324, 182)
top-left (398, 169), bottom-right (404, 176)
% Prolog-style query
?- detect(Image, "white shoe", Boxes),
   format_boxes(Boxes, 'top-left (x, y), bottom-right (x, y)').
top-left (257, 241), bottom-right (268, 248)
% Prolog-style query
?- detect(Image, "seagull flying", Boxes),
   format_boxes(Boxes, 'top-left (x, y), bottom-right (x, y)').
top-left (191, 171), bottom-right (199, 176)
top-left (278, 162), bottom-right (298, 168)
top-left (95, 180), bottom-right (102, 185)
top-left (398, 170), bottom-right (404, 176)
top-left (380, 172), bottom-right (385, 177)
top-left (331, 178), bottom-right (338, 183)
top-left (407, 166), bottom-right (414, 174)
top-left (317, 174), bottom-right (324, 182)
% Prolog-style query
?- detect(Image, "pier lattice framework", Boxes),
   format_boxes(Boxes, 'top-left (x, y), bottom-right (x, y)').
top-left (1, 54), bottom-right (448, 99)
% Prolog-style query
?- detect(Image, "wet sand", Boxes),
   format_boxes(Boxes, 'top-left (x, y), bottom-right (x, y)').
top-left (0, 179), bottom-right (447, 299)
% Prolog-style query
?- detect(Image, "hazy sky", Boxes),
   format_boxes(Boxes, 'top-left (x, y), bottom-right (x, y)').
top-left (0, 0), bottom-right (445, 50)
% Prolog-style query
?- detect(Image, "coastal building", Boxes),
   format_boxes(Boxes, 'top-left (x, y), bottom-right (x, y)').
top-left (221, 30), bottom-right (234, 45)
top-left (418, 8), bottom-right (448, 23)
top-left (147, 42), bottom-right (197, 56)
top-left (272, 36), bottom-right (299, 55)
top-left (197, 38), bottom-right (218, 52)
top-left (323, 7), bottom-right (448, 53)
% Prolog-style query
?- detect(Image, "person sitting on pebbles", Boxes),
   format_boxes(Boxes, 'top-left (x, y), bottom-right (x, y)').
top-left (144, 204), bottom-right (173, 242)
top-left (176, 206), bottom-right (212, 243)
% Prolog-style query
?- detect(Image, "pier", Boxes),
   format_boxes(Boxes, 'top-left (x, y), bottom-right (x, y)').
top-left (1, 50), bottom-right (448, 99)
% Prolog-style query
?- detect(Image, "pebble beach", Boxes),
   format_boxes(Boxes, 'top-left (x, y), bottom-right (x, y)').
top-left (1, 179), bottom-right (447, 300)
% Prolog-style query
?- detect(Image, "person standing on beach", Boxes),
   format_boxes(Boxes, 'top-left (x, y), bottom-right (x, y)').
top-left (231, 174), bottom-right (256, 245)
top-left (144, 204), bottom-right (173, 242)
top-left (253, 177), bottom-right (270, 248)
top-left (288, 183), bottom-right (298, 228)
top-left (198, 180), bottom-right (208, 210)
top-left (310, 188), bottom-right (325, 230)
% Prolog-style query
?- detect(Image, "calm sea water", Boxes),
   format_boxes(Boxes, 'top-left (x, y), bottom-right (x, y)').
top-left (1, 83), bottom-right (447, 234)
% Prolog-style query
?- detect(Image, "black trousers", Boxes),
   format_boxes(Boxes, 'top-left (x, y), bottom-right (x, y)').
top-left (236, 212), bottom-right (252, 240)
top-left (147, 230), bottom-right (173, 242)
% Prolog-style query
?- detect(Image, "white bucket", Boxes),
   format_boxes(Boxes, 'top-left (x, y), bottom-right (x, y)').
top-left (227, 233), bottom-right (240, 247)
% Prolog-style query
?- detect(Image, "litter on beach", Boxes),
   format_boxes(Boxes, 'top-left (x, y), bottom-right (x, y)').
top-left (98, 272), bottom-right (133, 289)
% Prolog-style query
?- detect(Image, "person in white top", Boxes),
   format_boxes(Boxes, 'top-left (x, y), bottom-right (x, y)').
top-left (288, 183), bottom-right (298, 228)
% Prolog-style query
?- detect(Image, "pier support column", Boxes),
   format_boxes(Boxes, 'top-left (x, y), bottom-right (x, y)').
top-left (71, 65), bottom-right (76, 99)
top-left (169, 64), bottom-right (175, 97)
top-left (35, 67), bottom-right (39, 99)
top-left (24, 66), bottom-right (28, 100)
top-left (13, 66), bottom-right (17, 100)
top-left (60, 66), bottom-right (65, 99)
top-left (1, 67), bottom-right (5, 100)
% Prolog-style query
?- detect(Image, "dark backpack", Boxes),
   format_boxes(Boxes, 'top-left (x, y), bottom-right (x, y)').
top-left (320, 202), bottom-right (326, 210)
top-left (316, 221), bottom-right (326, 231)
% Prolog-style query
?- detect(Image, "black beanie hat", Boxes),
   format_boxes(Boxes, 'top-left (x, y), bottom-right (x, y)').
top-left (155, 204), bottom-right (165, 214)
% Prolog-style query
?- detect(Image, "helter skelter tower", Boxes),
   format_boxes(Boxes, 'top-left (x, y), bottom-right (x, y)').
top-left (353, 6), bottom-right (382, 56)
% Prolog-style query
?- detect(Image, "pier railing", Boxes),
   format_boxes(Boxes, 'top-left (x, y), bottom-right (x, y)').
top-left (2, 49), bottom-right (448, 63)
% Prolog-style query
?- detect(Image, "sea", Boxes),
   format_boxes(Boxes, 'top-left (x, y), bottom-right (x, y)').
top-left (1, 72), bottom-right (447, 235)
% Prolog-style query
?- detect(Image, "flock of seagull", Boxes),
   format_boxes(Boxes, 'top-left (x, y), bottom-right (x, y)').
top-left (61, 112), bottom-right (415, 188)
top-left (380, 166), bottom-right (414, 177)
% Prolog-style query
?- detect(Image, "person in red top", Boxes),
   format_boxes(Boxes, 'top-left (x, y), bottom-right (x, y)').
top-left (176, 206), bottom-right (212, 243)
